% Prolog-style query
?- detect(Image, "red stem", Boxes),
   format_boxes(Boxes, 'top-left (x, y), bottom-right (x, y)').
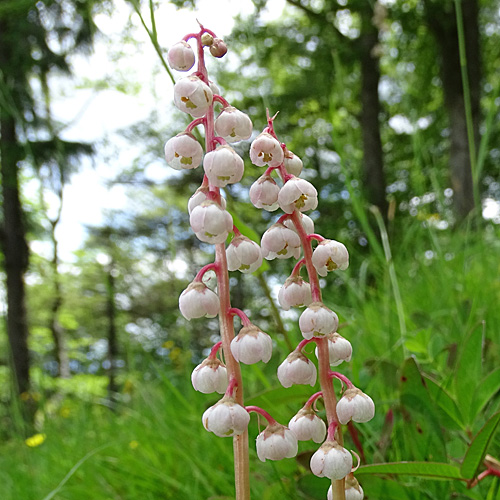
top-left (327, 421), bottom-right (339, 441)
top-left (296, 337), bottom-right (315, 352)
top-left (304, 391), bottom-right (323, 409)
top-left (307, 233), bottom-right (325, 243)
top-left (185, 117), bottom-right (205, 134)
top-left (229, 308), bottom-right (252, 327)
top-left (208, 341), bottom-right (223, 359)
top-left (329, 371), bottom-right (354, 389)
top-left (245, 406), bottom-right (277, 425)
top-left (291, 258), bottom-right (306, 277)
top-left (214, 94), bottom-right (231, 107)
top-left (194, 262), bottom-right (218, 282)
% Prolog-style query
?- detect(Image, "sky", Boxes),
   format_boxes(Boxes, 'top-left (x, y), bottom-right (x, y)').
top-left (33, 0), bottom-right (286, 262)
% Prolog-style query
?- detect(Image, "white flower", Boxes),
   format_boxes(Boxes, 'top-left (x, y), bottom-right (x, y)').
top-left (315, 333), bottom-right (352, 366)
top-left (284, 151), bottom-right (303, 176)
top-left (203, 145), bottom-right (244, 188)
top-left (215, 106), bottom-right (253, 142)
top-left (278, 276), bottom-right (312, 310)
top-left (191, 358), bottom-right (228, 394)
top-left (187, 186), bottom-right (226, 215)
top-left (250, 132), bottom-right (284, 167)
top-left (261, 223), bottom-right (301, 260)
top-left (189, 200), bottom-right (233, 244)
top-left (174, 76), bottom-right (213, 118)
top-left (283, 212), bottom-right (315, 235)
top-left (336, 388), bottom-right (375, 424)
top-left (312, 239), bottom-right (349, 276)
top-left (226, 236), bottom-right (263, 273)
top-left (167, 41), bottom-right (195, 71)
top-left (328, 475), bottom-right (364, 500)
top-left (202, 397), bottom-right (250, 437)
top-left (277, 351), bottom-right (317, 388)
top-left (164, 132), bottom-right (203, 170)
top-left (288, 408), bottom-right (326, 443)
top-left (249, 175), bottom-right (280, 212)
top-left (278, 176), bottom-right (318, 214)
top-left (231, 325), bottom-right (273, 364)
top-left (310, 441), bottom-right (352, 480)
top-left (179, 282), bottom-right (219, 320)
top-left (299, 302), bottom-right (339, 340)
top-left (256, 423), bottom-right (298, 461)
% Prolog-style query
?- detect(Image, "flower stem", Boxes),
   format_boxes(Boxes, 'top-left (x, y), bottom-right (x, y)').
top-left (245, 406), bottom-right (277, 425)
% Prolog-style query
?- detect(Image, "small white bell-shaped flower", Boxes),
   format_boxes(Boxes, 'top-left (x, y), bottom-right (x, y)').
top-left (256, 423), bottom-right (298, 462)
top-left (189, 200), bottom-right (233, 244)
top-left (188, 186), bottom-right (226, 215)
top-left (278, 176), bottom-right (318, 214)
top-left (167, 41), bottom-right (195, 71)
top-left (312, 239), bottom-right (349, 276)
top-left (179, 282), bottom-right (219, 320)
top-left (283, 212), bottom-right (315, 235)
top-left (226, 236), bottom-right (263, 273)
top-left (203, 145), bottom-right (244, 188)
top-left (299, 302), bottom-right (339, 340)
top-left (284, 150), bottom-right (303, 176)
top-left (310, 440), bottom-right (353, 480)
top-left (191, 358), bottom-right (228, 394)
top-left (278, 276), bottom-right (312, 310)
top-left (250, 132), bottom-right (284, 167)
top-left (277, 351), bottom-right (317, 388)
top-left (231, 325), bottom-right (273, 364)
top-left (174, 75), bottom-right (213, 118)
top-left (336, 388), bottom-right (375, 424)
top-left (288, 407), bottom-right (326, 443)
top-left (315, 333), bottom-right (352, 366)
top-left (328, 475), bottom-right (364, 500)
top-left (249, 174), bottom-right (280, 211)
top-left (202, 397), bottom-right (250, 437)
top-left (214, 106), bottom-right (253, 142)
top-left (164, 132), bottom-right (203, 170)
top-left (261, 223), bottom-right (301, 260)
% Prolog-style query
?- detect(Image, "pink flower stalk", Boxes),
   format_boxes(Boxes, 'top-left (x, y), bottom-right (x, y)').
top-left (191, 357), bottom-right (228, 394)
top-left (315, 333), bottom-right (352, 366)
top-left (250, 132), bottom-right (284, 167)
top-left (310, 440), bottom-right (353, 480)
top-left (226, 235), bottom-right (263, 273)
top-left (189, 200), bottom-right (233, 244)
top-left (203, 145), bottom-right (244, 187)
top-left (164, 132), bottom-right (203, 170)
top-left (277, 351), bottom-right (317, 388)
top-left (255, 423), bottom-right (298, 462)
top-left (312, 239), bottom-right (350, 275)
top-left (215, 106), bottom-right (253, 142)
top-left (249, 175), bottom-right (280, 211)
top-left (167, 40), bottom-right (195, 71)
top-left (299, 302), bottom-right (339, 339)
top-left (336, 388), bottom-right (375, 424)
top-left (179, 281), bottom-right (219, 320)
top-left (328, 475), bottom-right (365, 500)
top-left (174, 75), bottom-right (213, 118)
top-left (231, 325), bottom-right (273, 364)
top-left (283, 212), bottom-right (315, 235)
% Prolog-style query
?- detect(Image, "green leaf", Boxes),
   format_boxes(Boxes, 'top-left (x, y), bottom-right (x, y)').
top-left (424, 375), bottom-right (464, 430)
top-left (460, 411), bottom-right (500, 480)
top-left (356, 461), bottom-right (464, 480)
top-left (470, 368), bottom-right (500, 423)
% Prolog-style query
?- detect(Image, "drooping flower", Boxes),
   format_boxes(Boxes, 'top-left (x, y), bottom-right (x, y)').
top-left (283, 150), bottom-right (303, 176)
top-left (187, 186), bottom-right (226, 215)
top-left (277, 351), bottom-right (317, 388)
top-left (189, 200), bottom-right (233, 244)
top-left (278, 276), bottom-right (312, 310)
top-left (299, 302), bottom-right (339, 340)
top-left (250, 132), bottom-right (284, 167)
top-left (174, 75), bottom-right (213, 118)
top-left (261, 223), bottom-right (301, 260)
top-left (164, 132), bottom-right (203, 170)
top-left (226, 236), bottom-right (263, 273)
top-left (179, 282), bottom-right (219, 320)
top-left (310, 440), bottom-right (353, 480)
top-left (278, 176), bottom-right (318, 214)
top-left (249, 174), bottom-right (280, 212)
top-left (215, 106), bottom-right (253, 142)
top-left (191, 358), bottom-right (228, 394)
top-left (312, 239), bottom-right (349, 276)
top-left (231, 325), bottom-right (272, 364)
top-left (336, 388), bottom-right (375, 425)
top-left (328, 475), bottom-right (365, 500)
top-left (256, 423), bottom-right (298, 461)
top-left (315, 333), bottom-right (352, 366)
top-left (202, 397), bottom-right (250, 437)
top-left (167, 41), bottom-right (195, 71)
top-left (288, 407), bottom-right (326, 443)
top-left (203, 145), bottom-right (244, 187)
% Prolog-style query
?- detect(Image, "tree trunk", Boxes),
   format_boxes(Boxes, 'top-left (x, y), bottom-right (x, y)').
top-left (425, 0), bottom-right (480, 220)
top-left (106, 262), bottom-right (118, 396)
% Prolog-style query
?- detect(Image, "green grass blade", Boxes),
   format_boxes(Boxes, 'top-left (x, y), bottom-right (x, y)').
top-left (356, 461), bottom-right (464, 480)
top-left (470, 368), bottom-right (500, 423)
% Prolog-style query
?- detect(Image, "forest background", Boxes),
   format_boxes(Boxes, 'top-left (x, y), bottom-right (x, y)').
top-left (1, 0), bottom-right (500, 499)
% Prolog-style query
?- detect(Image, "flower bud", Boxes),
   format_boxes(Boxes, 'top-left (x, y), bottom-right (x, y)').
top-left (189, 200), bottom-right (233, 244)
top-left (288, 407), bottom-right (326, 443)
top-left (179, 281), bottom-right (219, 320)
top-left (202, 397), bottom-right (250, 437)
top-left (209, 37), bottom-right (227, 57)
top-left (203, 145), bottom-right (244, 188)
top-left (299, 302), bottom-right (339, 340)
top-left (164, 132), bottom-right (203, 170)
top-left (278, 276), bottom-right (312, 310)
top-left (201, 32), bottom-right (213, 46)
top-left (250, 132), bottom-right (284, 167)
top-left (284, 151), bottom-right (303, 176)
top-left (283, 212), bottom-right (315, 235)
top-left (231, 325), bottom-right (272, 364)
top-left (336, 388), bottom-right (375, 424)
top-left (191, 358), bottom-right (228, 394)
top-left (261, 223), bottom-right (301, 260)
top-left (312, 239), bottom-right (349, 276)
top-left (167, 41), bottom-right (195, 71)
top-left (277, 351), bottom-right (317, 388)
top-left (188, 186), bottom-right (226, 215)
top-left (215, 106), bottom-right (253, 143)
top-left (310, 440), bottom-right (352, 480)
top-left (256, 423), bottom-right (298, 462)
top-left (331, 475), bottom-right (364, 500)
top-left (249, 174), bottom-right (280, 211)
top-left (174, 75), bottom-right (213, 118)
top-left (315, 333), bottom-right (352, 366)
top-left (226, 236), bottom-right (263, 273)
top-left (278, 176), bottom-right (318, 214)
